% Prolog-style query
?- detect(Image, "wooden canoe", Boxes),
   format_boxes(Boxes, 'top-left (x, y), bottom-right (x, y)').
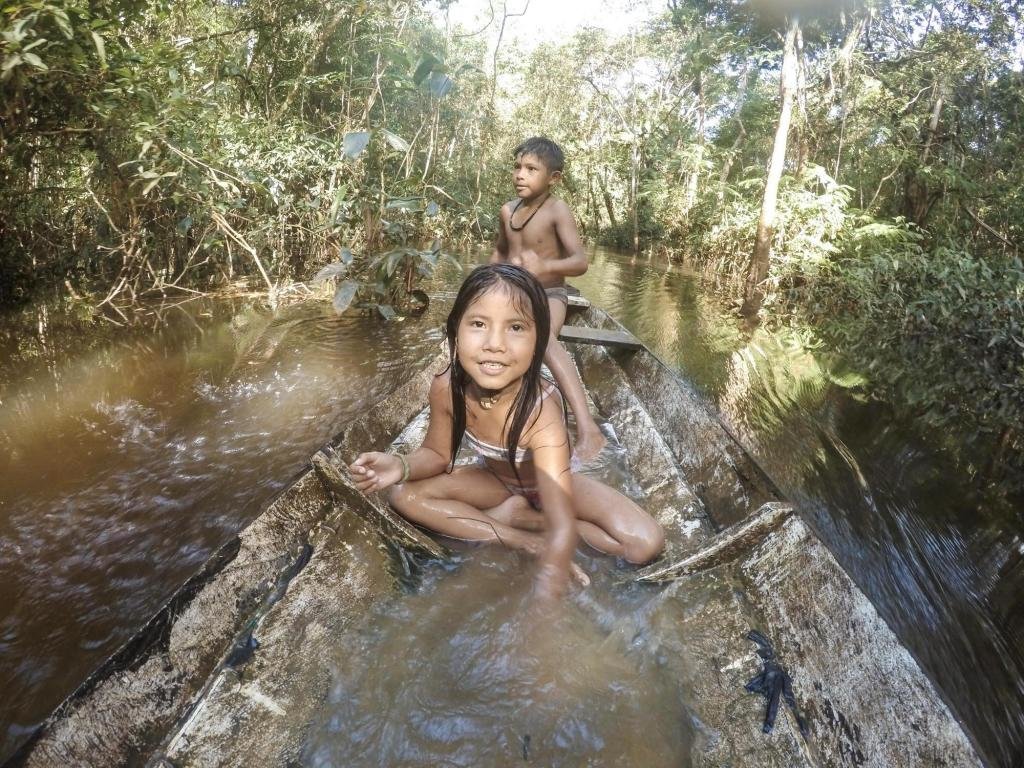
top-left (8, 302), bottom-right (983, 768)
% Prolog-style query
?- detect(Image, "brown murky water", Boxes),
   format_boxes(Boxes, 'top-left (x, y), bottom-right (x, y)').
top-left (0, 288), bottom-right (452, 759)
top-left (2, 248), bottom-right (1023, 765)
top-left (303, 550), bottom-right (693, 767)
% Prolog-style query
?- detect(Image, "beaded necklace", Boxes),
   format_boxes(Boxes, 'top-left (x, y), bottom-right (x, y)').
top-left (509, 194), bottom-right (549, 232)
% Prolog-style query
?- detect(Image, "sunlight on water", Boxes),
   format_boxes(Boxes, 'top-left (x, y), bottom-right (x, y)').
top-left (1, 248), bottom-right (1022, 765)
top-left (0, 292), bottom-right (452, 759)
top-left (303, 551), bottom-right (692, 768)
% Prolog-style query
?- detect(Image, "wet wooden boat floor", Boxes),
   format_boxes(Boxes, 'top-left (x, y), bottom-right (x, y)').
top-left (157, 345), bottom-right (811, 768)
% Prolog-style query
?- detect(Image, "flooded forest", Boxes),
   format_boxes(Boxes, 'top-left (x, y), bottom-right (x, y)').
top-left (2, 0), bottom-right (1023, 765)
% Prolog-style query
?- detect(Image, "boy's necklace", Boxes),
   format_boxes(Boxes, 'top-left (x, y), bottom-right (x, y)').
top-left (509, 194), bottom-right (549, 232)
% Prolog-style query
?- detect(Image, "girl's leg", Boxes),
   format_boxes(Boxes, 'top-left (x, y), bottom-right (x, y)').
top-left (544, 297), bottom-right (606, 462)
top-left (570, 474), bottom-right (665, 564)
top-left (478, 475), bottom-right (664, 564)
top-left (389, 466), bottom-right (545, 553)
top-left (390, 468), bottom-right (591, 586)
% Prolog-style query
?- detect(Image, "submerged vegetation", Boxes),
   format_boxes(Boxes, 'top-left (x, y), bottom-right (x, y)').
top-left (1, 0), bottom-right (1022, 477)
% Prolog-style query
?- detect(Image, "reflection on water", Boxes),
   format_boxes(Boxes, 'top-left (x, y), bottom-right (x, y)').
top-left (303, 551), bottom-right (691, 768)
top-left (1, 248), bottom-right (1022, 766)
top-left (574, 249), bottom-right (1024, 768)
top-left (0, 287), bottom-right (452, 760)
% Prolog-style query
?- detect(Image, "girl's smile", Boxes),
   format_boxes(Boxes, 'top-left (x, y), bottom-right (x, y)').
top-left (457, 287), bottom-right (537, 393)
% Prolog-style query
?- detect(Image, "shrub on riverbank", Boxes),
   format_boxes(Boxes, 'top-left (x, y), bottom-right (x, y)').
top-left (803, 223), bottom-right (1023, 479)
top-left (680, 168), bottom-right (1023, 480)
top-left (0, 1), bottom-right (494, 308)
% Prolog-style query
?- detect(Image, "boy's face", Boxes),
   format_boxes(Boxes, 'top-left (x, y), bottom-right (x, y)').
top-left (513, 152), bottom-right (560, 201)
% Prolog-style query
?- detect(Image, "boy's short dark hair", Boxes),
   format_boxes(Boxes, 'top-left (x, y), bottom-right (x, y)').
top-left (512, 137), bottom-right (564, 173)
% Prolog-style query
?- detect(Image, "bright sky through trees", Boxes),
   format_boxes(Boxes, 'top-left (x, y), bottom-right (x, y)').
top-left (431, 0), bottom-right (661, 51)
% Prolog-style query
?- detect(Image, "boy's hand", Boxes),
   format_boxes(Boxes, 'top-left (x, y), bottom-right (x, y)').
top-left (348, 452), bottom-right (403, 493)
top-left (513, 249), bottom-right (545, 278)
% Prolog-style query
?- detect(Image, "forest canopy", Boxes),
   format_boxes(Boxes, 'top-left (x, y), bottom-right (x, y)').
top-left (2, 0), bottom-right (1022, 475)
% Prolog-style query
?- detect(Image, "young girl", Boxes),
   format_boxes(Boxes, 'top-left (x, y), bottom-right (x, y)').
top-left (349, 264), bottom-right (664, 599)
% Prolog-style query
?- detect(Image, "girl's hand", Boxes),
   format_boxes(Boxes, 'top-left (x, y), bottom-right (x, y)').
top-left (533, 561), bottom-right (589, 602)
top-left (348, 452), bottom-right (403, 493)
top-left (534, 563), bottom-right (568, 602)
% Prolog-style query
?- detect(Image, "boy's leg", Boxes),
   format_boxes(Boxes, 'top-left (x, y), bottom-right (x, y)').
top-left (545, 296), bottom-right (606, 462)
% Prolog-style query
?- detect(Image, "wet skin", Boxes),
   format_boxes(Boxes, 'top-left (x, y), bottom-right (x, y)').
top-left (349, 286), bottom-right (663, 599)
top-left (490, 152), bottom-right (607, 462)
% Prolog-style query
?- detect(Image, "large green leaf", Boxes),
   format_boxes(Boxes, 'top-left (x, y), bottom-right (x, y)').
top-left (385, 196), bottom-right (424, 211)
top-left (383, 250), bottom-right (405, 277)
top-left (427, 71), bottom-right (453, 98)
top-left (342, 131), bottom-right (370, 159)
top-left (22, 52), bottom-right (46, 70)
top-left (91, 31), bottom-right (106, 69)
top-left (313, 262), bottom-right (348, 282)
top-left (381, 129), bottom-right (410, 152)
top-left (413, 54), bottom-right (442, 86)
top-left (333, 281), bottom-right (359, 313)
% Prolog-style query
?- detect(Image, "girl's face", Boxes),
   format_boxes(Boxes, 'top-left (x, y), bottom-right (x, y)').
top-left (456, 285), bottom-right (538, 393)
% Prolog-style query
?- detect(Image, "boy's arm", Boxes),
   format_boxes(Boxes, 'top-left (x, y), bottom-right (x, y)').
top-left (489, 203), bottom-right (511, 264)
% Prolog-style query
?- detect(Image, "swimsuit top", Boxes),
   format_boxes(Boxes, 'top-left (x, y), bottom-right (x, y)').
top-left (464, 379), bottom-right (562, 463)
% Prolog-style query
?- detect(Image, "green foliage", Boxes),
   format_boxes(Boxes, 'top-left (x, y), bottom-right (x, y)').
top-left (1, 0), bottom-right (1021, 474)
top-left (799, 222), bottom-right (1024, 472)
top-left (0, 0), bottom-right (488, 305)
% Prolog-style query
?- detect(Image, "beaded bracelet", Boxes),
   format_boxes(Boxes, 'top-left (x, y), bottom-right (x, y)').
top-left (396, 453), bottom-right (410, 484)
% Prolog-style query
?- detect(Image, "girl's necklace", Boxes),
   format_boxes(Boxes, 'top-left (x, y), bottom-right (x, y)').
top-left (477, 386), bottom-right (512, 410)
top-left (509, 194), bottom-right (549, 232)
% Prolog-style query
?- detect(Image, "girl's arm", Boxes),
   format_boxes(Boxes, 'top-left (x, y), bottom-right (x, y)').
top-left (526, 396), bottom-right (578, 599)
top-left (349, 373), bottom-right (454, 493)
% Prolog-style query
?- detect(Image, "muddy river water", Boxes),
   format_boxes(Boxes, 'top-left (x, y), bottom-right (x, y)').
top-left (1, 248), bottom-right (1021, 765)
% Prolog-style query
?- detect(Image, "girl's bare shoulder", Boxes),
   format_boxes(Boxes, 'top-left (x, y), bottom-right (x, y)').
top-left (429, 370), bottom-right (453, 412)
top-left (525, 388), bottom-right (569, 444)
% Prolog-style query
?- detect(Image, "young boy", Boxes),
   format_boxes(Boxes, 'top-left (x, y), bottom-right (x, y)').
top-left (489, 136), bottom-right (607, 461)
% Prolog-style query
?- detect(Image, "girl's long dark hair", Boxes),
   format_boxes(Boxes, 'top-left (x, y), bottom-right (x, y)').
top-left (445, 264), bottom-right (551, 476)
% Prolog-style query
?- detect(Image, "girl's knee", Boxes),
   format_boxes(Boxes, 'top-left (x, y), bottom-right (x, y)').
top-left (623, 520), bottom-right (665, 565)
top-left (388, 481), bottom-right (423, 512)
top-left (387, 484), bottom-right (405, 508)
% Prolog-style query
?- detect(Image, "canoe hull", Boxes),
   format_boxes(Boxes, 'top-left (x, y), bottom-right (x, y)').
top-left (8, 309), bottom-right (984, 768)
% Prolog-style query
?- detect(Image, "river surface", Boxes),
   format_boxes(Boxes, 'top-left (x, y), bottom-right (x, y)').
top-left (1, 247), bottom-right (1022, 765)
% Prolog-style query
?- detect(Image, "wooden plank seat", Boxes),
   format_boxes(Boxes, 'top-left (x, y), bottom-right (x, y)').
top-left (558, 324), bottom-right (643, 350)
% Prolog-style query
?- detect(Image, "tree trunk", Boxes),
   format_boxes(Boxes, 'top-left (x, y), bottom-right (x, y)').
top-left (630, 142), bottom-right (640, 253)
top-left (903, 79), bottom-right (944, 226)
top-left (600, 173), bottom-right (618, 228)
top-left (684, 74), bottom-right (705, 216)
top-left (741, 16), bottom-right (799, 318)
top-left (588, 173), bottom-right (600, 231)
top-left (718, 66), bottom-right (751, 201)
top-left (795, 24), bottom-right (808, 176)
top-left (833, 17), bottom-right (867, 180)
